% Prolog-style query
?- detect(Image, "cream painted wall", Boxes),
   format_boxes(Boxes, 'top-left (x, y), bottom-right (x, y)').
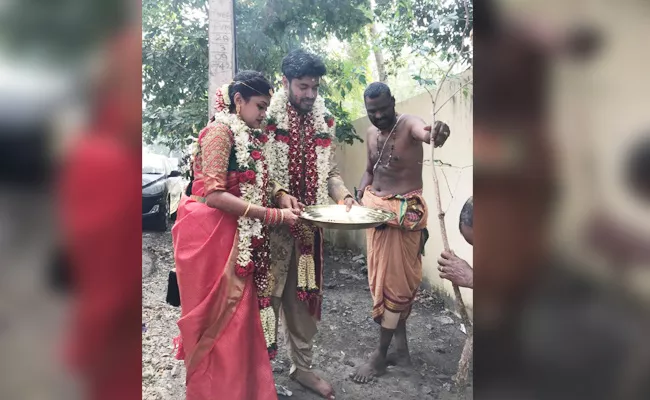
top-left (324, 70), bottom-right (473, 309)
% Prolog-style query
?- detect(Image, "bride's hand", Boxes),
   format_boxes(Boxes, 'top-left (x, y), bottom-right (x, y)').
top-left (281, 208), bottom-right (301, 226)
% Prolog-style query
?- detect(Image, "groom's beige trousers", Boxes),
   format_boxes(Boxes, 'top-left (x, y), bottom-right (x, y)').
top-left (270, 226), bottom-right (318, 375)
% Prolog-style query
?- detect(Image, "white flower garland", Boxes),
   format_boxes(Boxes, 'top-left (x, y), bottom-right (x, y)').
top-left (211, 112), bottom-right (270, 269)
top-left (314, 145), bottom-right (332, 205)
top-left (259, 307), bottom-right (275, 346)
top-left (265, 89), bottom-right (290, 190)
top-left (266, 88), bottom-right (336, 205)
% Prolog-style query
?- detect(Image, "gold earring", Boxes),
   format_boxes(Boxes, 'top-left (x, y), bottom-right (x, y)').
top-left (236, 103), bottom-right (241, 116)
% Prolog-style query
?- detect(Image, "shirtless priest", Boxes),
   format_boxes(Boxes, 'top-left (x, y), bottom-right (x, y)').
top-left (353, 82), bottom-right (450, 383)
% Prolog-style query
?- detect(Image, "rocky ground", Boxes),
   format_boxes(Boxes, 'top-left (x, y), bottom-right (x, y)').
top-left (142, 229), bottom-right (472, 400)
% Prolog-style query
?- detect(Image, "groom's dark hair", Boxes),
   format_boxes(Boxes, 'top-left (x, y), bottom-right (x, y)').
top-left (281, 49), bottom-right (327, 82)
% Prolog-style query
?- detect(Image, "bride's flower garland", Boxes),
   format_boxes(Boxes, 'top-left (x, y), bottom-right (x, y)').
top-left (209, 85), bottom-right (277, 359)
top-left (265, 88), bottom-right (336, 301)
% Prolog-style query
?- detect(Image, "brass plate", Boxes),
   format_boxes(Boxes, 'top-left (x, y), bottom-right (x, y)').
top-left (300, 205), bottom-right (395, 230)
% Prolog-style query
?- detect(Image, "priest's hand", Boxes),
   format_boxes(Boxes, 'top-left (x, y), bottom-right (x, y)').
top-left (344, 196), bottom-right (358, 212)
top-left (424, 121), bottom-right (451, 148)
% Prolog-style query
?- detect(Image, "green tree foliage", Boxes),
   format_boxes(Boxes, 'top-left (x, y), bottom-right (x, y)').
top-left (142, 0), bottom-right (210, 150)
top-left (375, 0), bottom-right (473, 75)
top-left (143, 0), bottom-right (371, 151)
top-left (142, 0), bottom-right (472, 151)
top-left (316, 36), bottom-right (371, 142)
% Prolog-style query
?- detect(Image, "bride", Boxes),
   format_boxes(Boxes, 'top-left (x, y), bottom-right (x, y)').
top-left (172, 70), bottom-right (301, 400)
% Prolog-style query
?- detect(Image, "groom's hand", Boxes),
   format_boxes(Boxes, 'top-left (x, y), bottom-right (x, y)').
top-left (278, 193), bottom-right (305, 211)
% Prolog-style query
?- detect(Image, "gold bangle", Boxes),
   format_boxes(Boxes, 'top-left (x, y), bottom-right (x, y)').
top-left (275, 190), bottom-right (287, 199)
top-left (279, 209), bottom-right (284, 224)
top-left (243, 202), bottom-right (252, 217)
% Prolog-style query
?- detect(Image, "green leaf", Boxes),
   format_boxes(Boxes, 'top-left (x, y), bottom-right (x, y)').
top-left (359, 74), bottom-right (367, 85)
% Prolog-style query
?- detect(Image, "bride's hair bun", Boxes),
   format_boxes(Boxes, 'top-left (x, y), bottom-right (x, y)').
top-left (227, 71), bottom-right (273, 113)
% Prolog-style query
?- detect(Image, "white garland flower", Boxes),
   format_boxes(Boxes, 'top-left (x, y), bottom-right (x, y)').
top-left (273, 141), bottom-right (290, 191)
top-left (266, 88), bottom-right (290, 189)
top-left (311, 96), bottom-right (328, 133)
top-left (267, 88), bottom-right (289, 131)
top-left (313, 95), bottom-right (335, 205)
top-left (315, 145), bottom-right (331, 205)
top-left (260, 132), bottom-right (276, 207)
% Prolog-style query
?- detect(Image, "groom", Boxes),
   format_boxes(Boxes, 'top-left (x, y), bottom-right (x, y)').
top-left (266, 49), bottom-right (356, 399)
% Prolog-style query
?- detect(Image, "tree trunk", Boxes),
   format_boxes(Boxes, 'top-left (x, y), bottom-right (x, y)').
top-left (208, 0), bottom-right (236, 120)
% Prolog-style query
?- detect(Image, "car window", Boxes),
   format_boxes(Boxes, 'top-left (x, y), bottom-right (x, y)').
top-left (142, 155), bottom-right (166, 174)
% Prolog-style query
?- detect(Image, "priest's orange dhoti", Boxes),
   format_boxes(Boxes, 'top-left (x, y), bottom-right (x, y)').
top-left (362, 188), bottom-right (429, 324)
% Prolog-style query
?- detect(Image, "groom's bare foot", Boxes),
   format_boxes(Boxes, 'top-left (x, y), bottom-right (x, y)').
top-left (351, 350), bottom-right (387, 383)
top-left (292, 369), bottom-right (335, 399)
top-left (386, 348), bottom-right (412, 367)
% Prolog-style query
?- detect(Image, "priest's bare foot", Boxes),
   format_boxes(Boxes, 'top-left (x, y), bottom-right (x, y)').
top-left (386, 349), bottom-right (412, 367)
top-left (387, 320), bottom-right (411, 366)
top-left (351, 350), bottom-right (387, 384)
top-left (292, 369), bottom-right (335, 399)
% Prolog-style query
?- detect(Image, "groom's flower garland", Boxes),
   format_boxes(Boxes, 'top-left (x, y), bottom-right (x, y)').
top-left (210, 84), bottom-right (277, 359)
top-left (265, 88), bottom-right (336, 301)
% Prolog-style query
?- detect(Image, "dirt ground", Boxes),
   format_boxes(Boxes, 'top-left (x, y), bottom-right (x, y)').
top-left (142, 229), bottom-right (472, 400)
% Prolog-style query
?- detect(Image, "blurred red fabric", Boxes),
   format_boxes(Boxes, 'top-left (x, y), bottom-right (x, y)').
top-left (58, 26), bottom-right (142, 400)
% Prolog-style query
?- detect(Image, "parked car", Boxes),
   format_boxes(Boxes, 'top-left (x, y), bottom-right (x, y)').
top-left (142, 153), bottom-right (183, 231)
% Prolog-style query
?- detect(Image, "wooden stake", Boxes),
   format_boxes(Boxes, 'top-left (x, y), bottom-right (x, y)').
top-left (453, 332), bottom-right (473, 387)
top-left (430, 143), bottom-right (473, 390)
top-left (430, 153), bottom-right (472, 328)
